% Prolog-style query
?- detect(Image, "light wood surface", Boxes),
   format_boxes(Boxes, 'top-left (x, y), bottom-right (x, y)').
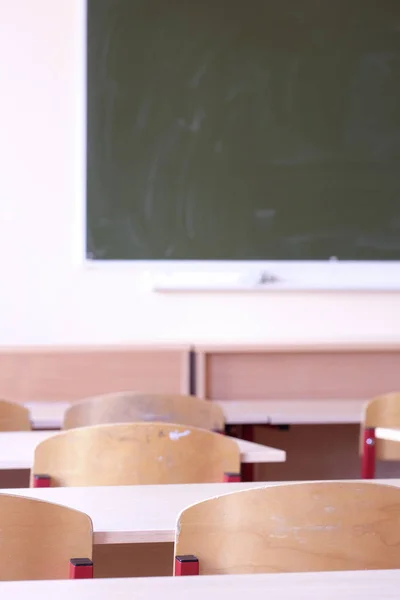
top-left (195, 344), bottom-right (400, 401)
top-left (63, 393), bottom-right (225, 431)
top-left (2, 480), bottom-right (400, 546)
top-left (1, 569), bottom-right (400, 599)
top-left (27, 399), bottom-right (366, 429)
top-left (0, 345), bottom-right (190, 402)
top-left (0, 494), bottom-right (92, 580)
top-left (32, 423), bottom-right (240, 486)
top-left (0, 430), bottom-right (285, 471)
top-left (363, 393), bottom-right (400, 460)
top-left (175, 481), bottom-right (400, 575)
top-left (0, 399), bottom-right (31, 431)
top-left (364, 393), bottom-right (400, 429)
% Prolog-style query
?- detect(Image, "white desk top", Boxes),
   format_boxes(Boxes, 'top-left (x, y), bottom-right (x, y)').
top-left (26, 399), bottom-right (366, 429)
top-left (376, 428), bottom-right (400, 442)
top-left (218, 399), bottom-right (365, 425)
top-left (26, 402), bottom-right (70, 429)
top-left (2, 479), bottom-right (399, 545)
top-left (256, 399), bottom-right (366, 425)
top-left (0, 482), bottom-right (267, 543)
top-left (1, 569), bottom-right (399, 599)
top-left (0, 430), bottom-right (285, 470)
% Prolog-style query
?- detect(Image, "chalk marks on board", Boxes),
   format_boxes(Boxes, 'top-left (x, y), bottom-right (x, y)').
top-left (254, 209), bottom-right (276, 220)
top-left (189, 63), bottom-right (208, 88)
top-left (177, 110), bottom-right (206, 133)
top-left (87, 0), bottom-right (400, 260)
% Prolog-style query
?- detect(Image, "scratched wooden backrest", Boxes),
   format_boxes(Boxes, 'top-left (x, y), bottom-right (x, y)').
top-left (361, 392), bottom-right (400, 460)
top-left (32, 422), bottom-right (239, 487)
top-left (0, 399), bottom-right (31, 431)
top-left (0, 494), bottom-right (92, 580)
top-left (63, 392), bottom-right (225, 431)
top-left (175, 482), bottom-right (400, 574)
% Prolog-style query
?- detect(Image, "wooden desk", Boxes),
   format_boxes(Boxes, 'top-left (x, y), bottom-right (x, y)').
top-left (1, 569), bottom-right (399, 599)
top-left (26, 399), bottom-right (366, 429)
top-left (0, 430), bottom-right (285, 470)
top-left (219, 399), bottom-right (365, 481)
top-left (195, 344), bottom-right (400, 402)
top-left (0, 346), bottom-right (191, 402)
top-left (0, 482), bottom-right (267, 543)
top-left (1, 479), bottom-right (399, 545)
top-left (218, 399), bottom-right (366, 425)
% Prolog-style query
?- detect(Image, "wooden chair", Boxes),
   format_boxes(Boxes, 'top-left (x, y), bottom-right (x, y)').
top-left (361, 392), bottom-right (400, 478)
top-left (32, 422), bottom-right (240, 487)
top-left (174, 481), bottom-right (400, 576)
top-left (63, 392), bottom-right (225, 431)
top-left (0, 399), bottom-right (31, 431)
top-left (0, 494), bottom-right (92, 580)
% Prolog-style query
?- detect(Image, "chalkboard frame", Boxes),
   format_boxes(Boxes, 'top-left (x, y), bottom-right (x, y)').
top-left (82, 0), bottom-right (400, 291)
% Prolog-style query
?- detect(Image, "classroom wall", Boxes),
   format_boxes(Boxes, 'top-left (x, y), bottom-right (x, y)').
top-left (1, 0), bottom-right (400, 346)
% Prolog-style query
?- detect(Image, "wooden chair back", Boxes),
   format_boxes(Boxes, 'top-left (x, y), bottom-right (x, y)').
top-left (63, 393), bottom-right (224, 431)
top-left (175, 482), bottom-right (400, 575)
top-left (361, 392), bottom-right (400, 460)
top-left (32, 422), bottom-right (240, 487)
top-left (0, 399), bottom-right (31, 431)
top-left (0, 494), bottom-right (92, 580)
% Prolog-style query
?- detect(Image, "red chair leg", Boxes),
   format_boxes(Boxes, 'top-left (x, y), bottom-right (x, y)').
top-left (361, 427), bottom-right (376, 479)
top-left (69, 558), bottom-right (93, 579)
top-left (33, 474), bottom-right (51, 487)
top-left (175, 555), bottom-right (199, 576)
top-left (223, 472), bottom-right (241, 482)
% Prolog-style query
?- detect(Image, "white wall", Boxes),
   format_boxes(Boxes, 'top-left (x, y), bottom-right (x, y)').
top-left (0, 0), bottom-right (399, 346)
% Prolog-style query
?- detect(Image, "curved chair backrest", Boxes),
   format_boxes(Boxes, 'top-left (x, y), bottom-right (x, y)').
top-left (0, 494), bottom-right (92, 580)
top-left (63, 393), bottom-right (225, 431)
top-left (0, 399), bottom-right (31, 431)
top-left (175, 482), bottom-right (400, 575)
top-left (32, 422), bottom-right (240, 487)
top-left (362, 392), bottom-right (400, 460)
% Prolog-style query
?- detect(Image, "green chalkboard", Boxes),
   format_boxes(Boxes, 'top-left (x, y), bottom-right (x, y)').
top-left (87, 0), bottom-right (400, 260)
